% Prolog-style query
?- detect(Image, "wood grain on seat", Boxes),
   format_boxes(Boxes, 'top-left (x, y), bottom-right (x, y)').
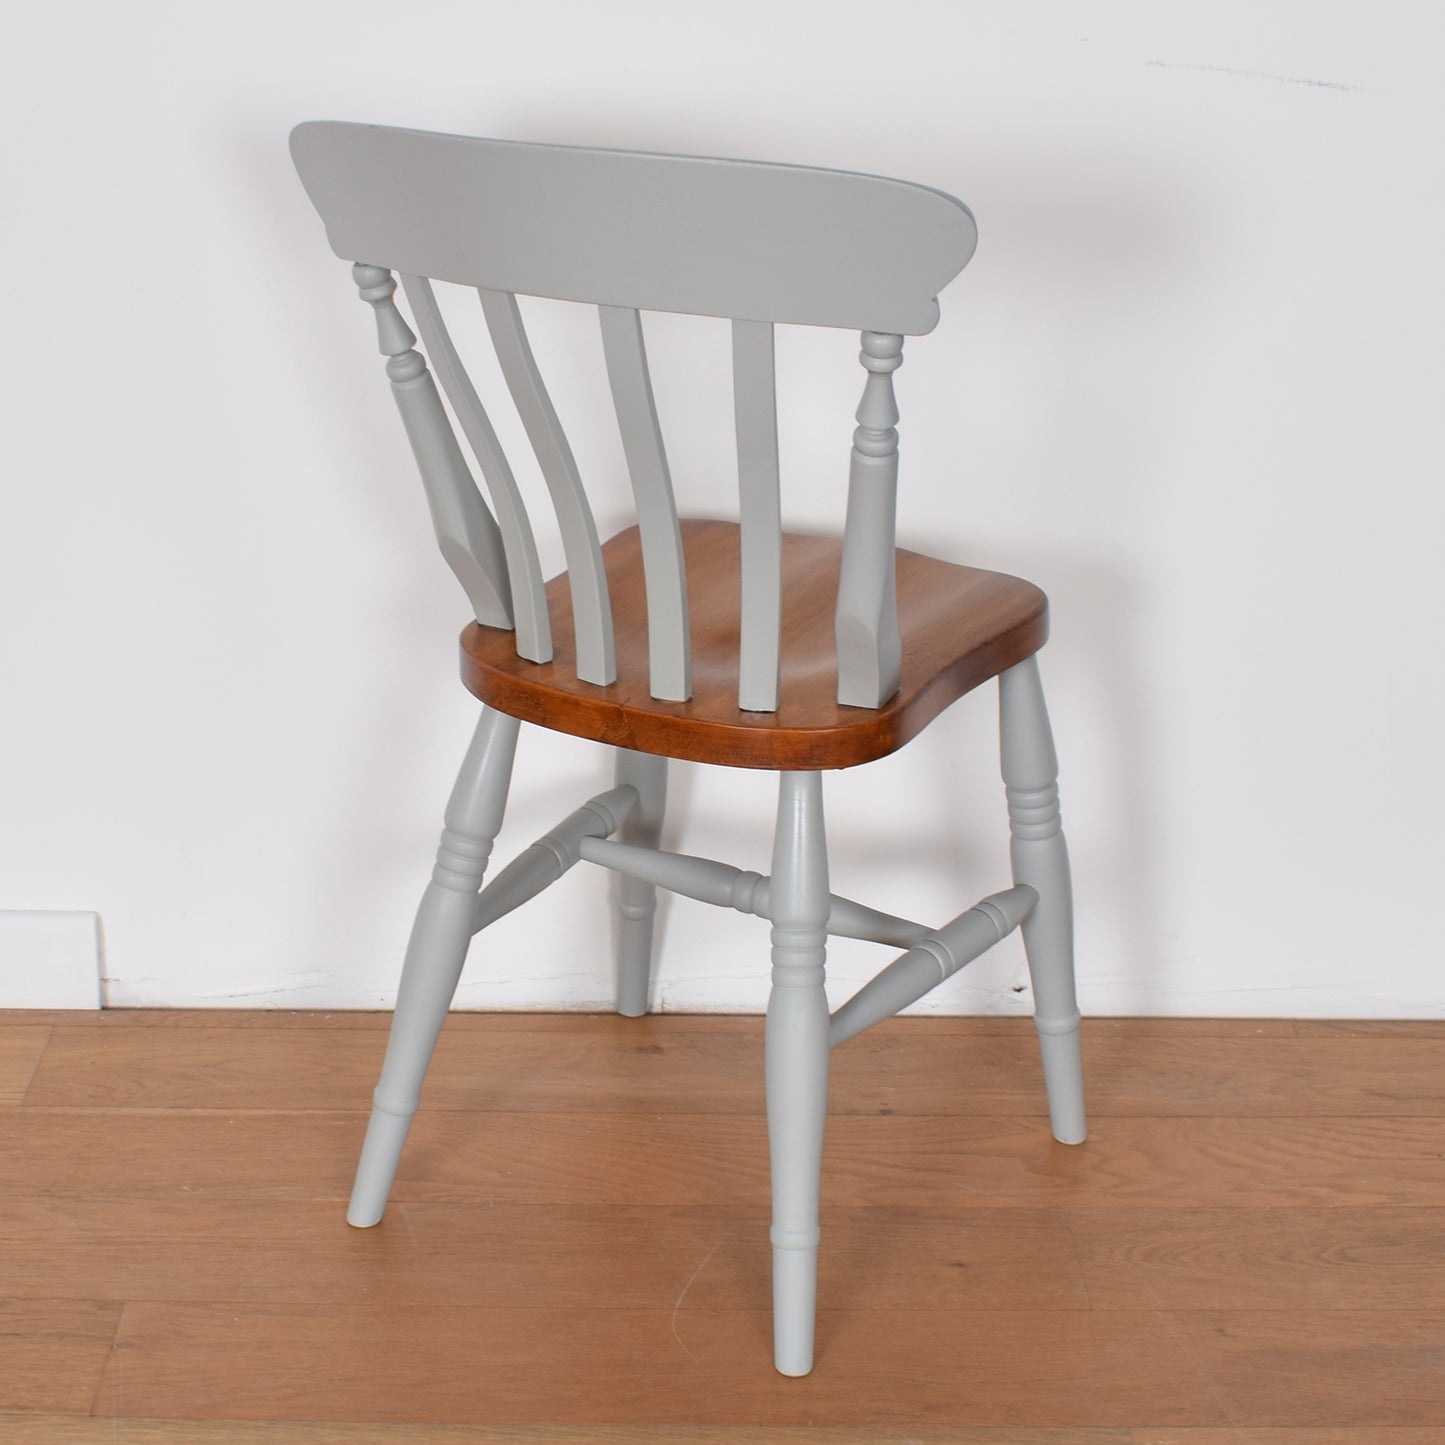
top-left (460, 519), bottom-right (1047, 770)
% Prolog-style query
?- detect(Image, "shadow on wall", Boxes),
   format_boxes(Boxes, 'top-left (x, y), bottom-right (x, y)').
top-left (921, 126), bottom-right (1202, 1007)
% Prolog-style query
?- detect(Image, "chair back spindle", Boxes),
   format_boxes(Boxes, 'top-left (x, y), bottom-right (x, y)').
top-left (479, 287), bottom-right (616, 687)
top-left (836, 331), bottom-right (904, 708)
top-left (731, 319), bottom-right (783, 713)
top-left (352, 264), bottom-right (512, 630)
top-left (598, 304), bottom-right (691, 702)
top-left (401, 274), bottom-right (552, 663)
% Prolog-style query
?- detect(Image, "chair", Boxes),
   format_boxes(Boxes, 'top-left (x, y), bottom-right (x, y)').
top-left (289, 120), bottom-right (1086, 1377)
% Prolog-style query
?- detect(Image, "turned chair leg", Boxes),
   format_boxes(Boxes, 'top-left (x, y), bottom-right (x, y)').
top-left (348, 707), bottom-right (521, 1227)
top-left (1000, 657), bottom-right (1086, 1145)
top-left (766, 770), bottom-right (832, 1376)
top-left (612, 749), bottom-right (668, 1016)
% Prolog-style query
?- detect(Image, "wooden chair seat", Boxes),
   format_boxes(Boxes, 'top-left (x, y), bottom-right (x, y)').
top-left (460, 518), bottom-right (1048, 770)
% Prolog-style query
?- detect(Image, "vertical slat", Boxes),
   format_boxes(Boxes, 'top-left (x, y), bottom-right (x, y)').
top-left (597, 305), bottom-right (691, 702)
top-left (352, 265), bottom-right (512, 629)
top-left (401, 275), bottom-right (552, 663)
top-left (479, 288), bottom-right (616, 687)
top-left (835, 331), bottom-right (904, 707)
top-left (731, 319), bottom-right (782, 712)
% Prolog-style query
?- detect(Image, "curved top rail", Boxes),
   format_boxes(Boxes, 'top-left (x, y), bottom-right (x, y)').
top-left (291, 122), bottom-right (977, 335)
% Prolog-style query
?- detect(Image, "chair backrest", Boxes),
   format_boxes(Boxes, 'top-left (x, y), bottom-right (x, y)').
top-left (290, 121), bottom-right (978, 710)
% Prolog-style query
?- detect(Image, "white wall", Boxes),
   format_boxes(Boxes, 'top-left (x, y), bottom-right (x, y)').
top-left (2, 1), bottom-right (1440, 1016)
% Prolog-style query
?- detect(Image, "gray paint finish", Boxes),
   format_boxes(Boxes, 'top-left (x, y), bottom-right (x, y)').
top-left (732, 319), bottom-right (783, 712)
top-left (291, 122), bottom-right (977, 334)
top-left (402, 274), bottom-right (552, 662)
top-left (598, 305), bottom-right (691, 701)
top-left (480, 287), bottom-right (616, 686)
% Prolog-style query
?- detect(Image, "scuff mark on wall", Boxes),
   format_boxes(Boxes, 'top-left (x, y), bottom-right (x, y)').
top-left (1147, 60), bottom-right (1360, 92)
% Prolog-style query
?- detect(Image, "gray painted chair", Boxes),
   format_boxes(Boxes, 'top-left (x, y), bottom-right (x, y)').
top-left (290, 121), bottom-right (1085, 1377)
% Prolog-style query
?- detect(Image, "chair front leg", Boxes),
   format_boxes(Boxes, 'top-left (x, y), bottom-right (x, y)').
top-left (765, 769), bottom-right (831, 1376)
top-left (1000, 656), bottom-right (1086, 1145)
top-left (612, 749), bottom-right (668, 1016)
top-left (348, 706), bottom-right (521, 1227)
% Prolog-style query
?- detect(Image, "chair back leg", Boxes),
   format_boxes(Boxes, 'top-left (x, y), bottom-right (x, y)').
top-left (611, 749), bottom-right (668, 1016)
top-left (1000, 657), bottom-right (1086, 1145)
top-left (765, 769), bottom-right (832, 1375)
top-left (348, 707), bottom-right (521, 1226)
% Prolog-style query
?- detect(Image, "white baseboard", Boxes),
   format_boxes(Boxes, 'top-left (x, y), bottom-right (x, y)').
top-left (0, 911), bottom-right (102, 1008)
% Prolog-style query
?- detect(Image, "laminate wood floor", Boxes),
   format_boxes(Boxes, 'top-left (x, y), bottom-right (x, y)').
top-left (3, 1009), bottom-right (1444, 1443)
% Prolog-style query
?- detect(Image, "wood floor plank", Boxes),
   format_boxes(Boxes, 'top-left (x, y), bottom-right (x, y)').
top-left (24, 1027), bottom-right (390, 1112)
top-left (1163, 1310), bottom-right (1445, 1427)
top-left (8, 1109), bottom-right (1445, 1209)
top-left (810, 1114), bottom-right (1445, 1210)
top-left (1133, 1432), bottom-right (1445, 1444)
top-left (22, 1023), bottom-right (1055, 1114)
top-left (827, 1033), bottom-right (1321, 1119)
top-left (22, 1025), bottom-right (781, 1113)
top-left (1286, 1040), bottom-right (1445, 1114)
top-left (0, 1199), bottom-right (662, 1309)
top-left (1071, 1208), bottom-right (1445, 1310)
top-left (1085, 1019), bottom-right (1299, 1038)
top-left (371, 1110), bottom-right (1445, 1210)
top-left (0, 1110), bottom-right (358, 1201)
top-left (0, 1299), bottom-right (122, 1413)
top-left (7, 1419), bottom-right (1130, 1444)
top-left (0, 1198), bottom-right (1088, 1312)
top-left (0, 1025), bottom-right (50, 1105)
top-left (1080, 1037), bottom-right (1445, 1117)
top-left (652, 1205), bottom-right (1092, 1312)
top-left (28, 1023), bottom-right (1445, 1118)
top-left (1291, 1020), bottom-right (1445, 1038)
top-left (90, 1302), bottom-right (1229, 1427)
